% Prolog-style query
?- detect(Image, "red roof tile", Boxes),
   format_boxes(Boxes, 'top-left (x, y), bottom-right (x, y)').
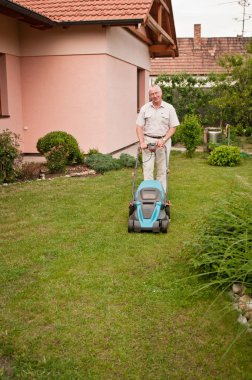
top-left (151, 26), bottom-right (251, 76)
top-left (10, 0), bottom-right (153, 23)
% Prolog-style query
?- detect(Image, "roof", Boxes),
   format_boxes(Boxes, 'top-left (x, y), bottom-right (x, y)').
top-left (7, 0), bottom-right (153, 23)
top-left (150, 24), bottom-right (251, 76)
top-left (0, 0), bottom-right (178, 57)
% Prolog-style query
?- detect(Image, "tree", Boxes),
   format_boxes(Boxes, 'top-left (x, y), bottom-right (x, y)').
top-left (209, 39), bottom-right (252, 129)
top-left (155, 39), bottom-right (252, 133)
top-left (155, 73), bottom-right (212, 125)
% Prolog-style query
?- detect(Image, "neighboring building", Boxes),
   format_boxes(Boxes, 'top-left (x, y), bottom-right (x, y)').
top-left (0, 0), bottom-right (178, 154)
top-left (150, 24), bottom-right (251, 84)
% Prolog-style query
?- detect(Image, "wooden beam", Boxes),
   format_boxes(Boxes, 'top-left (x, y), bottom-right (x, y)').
top-left (147, 14), bottom-right (174, 45)
top-left (149, 44), bottom-right (176, 57)
top-left (125, 26), bottom-right (153, 45)
top-left (149, 44), bottom-right (176, 53)
top-left (154, 0), bottom-right (170, 15)
top-left (157, 4), bottom-right (162, 43)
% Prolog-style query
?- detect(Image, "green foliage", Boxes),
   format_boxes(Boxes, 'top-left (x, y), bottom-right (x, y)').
top-left (45, 145), bottom-right (68, 173)
top-left (155, 73), bottom-right (215, 126)
top-left (244, 126), bottom-right (252, 137)
top-left (155, 40), bottom-right (252, 133)
top-left (84, 153), bottom-right (121, 173)
top-left (118, 153), bottom-right (135, 168)
top-left (171, 124), bottom-right (183, 145)
top-left (190, 192), bottom-right (252, 290)
top-left (180, 114), bottom-right (202, 157)
top-left (0, 129), bottom-right (22, 183)
top-left (87, 148), bottom-right (100, 155)
top-left (36, 131), bottom-right (83, 164)
top-left (235, 124), bottom-right (244, 137)
top-left (85, 152), bottom-right (136, 173)
top-left (208, 145), bottom-right (241, 167)
top-left (211, 42), bottom-right (252, 129)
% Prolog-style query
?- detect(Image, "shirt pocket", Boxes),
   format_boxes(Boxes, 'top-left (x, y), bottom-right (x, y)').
top-left (160, 111), bottom-right (170, 126)
top-left (144, 110), bottom-right (153, 121)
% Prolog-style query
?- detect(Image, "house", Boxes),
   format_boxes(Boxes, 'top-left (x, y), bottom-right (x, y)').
top-left (150, 24), bottom-right (251, 83)
top-left (0, 0), bottom-right (178, 154)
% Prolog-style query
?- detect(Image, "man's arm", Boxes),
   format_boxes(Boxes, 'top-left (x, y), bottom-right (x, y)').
top-left (157, 126), bottom-right (177, 148)
top-left (136, 125), bottom-right (148, 149)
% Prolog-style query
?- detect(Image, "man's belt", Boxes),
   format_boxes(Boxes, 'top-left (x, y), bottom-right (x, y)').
top-left (144, 134), bottom-right (165, 139)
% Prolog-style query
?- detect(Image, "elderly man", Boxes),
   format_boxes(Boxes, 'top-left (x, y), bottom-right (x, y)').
top-left (136, 85), bottom-right (179, 193)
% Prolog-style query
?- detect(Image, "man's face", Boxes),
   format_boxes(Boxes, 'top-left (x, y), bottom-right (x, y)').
top-left (149, 88), bottom-right (162, 105)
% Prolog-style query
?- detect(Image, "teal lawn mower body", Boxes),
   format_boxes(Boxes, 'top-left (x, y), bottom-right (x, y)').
top-left (128, 145), bottom-right (170, 233)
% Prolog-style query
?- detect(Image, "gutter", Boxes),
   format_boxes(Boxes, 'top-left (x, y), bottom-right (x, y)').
top-left (58, 19), bottom-right (144, 27)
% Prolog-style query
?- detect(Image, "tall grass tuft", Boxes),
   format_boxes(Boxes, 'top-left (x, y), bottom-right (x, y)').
top-left (189, 191), bottom-right (252, 292)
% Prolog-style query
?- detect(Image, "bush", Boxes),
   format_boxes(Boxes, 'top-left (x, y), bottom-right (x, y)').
top-left (171, 124), bottom-right (183, 146)
top-left (235, 124), bottom-right (244, 137)
top-left (180, 114), bottom-right (202, 157)
top-left (87, 148), bottom-right (100, 155)
top-left (45, 145), bottom-right (68, 173)
top-left (37, 131), bottom-right (83, 164)
top-left (189, 192), bottom-right (252, 290)
top-left (84, 153), bottom-right (122, 173)
top-left (0, 129), bottom-right (22, 183)
top-left (119, 153), bottom-right (135, 168)
top-left (208, 145), bottom-right (241, 167)
top-left (244, 126), bottom-right (252, 137)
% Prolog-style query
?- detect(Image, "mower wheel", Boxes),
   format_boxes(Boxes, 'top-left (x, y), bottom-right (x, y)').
top-left (160, 219), bottom-right (168, 233)
top-left (133, 221), bottom-right (141, 233)
top-left (128, 219), bottom-right (134, 233)
top-left (153, 221), bottom-right (160, 233)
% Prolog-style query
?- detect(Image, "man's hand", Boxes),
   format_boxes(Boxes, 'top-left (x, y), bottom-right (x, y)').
top-left (157, 138), bottom-right (165, 148)
top-left (140, 141), bottom-right (148, 149)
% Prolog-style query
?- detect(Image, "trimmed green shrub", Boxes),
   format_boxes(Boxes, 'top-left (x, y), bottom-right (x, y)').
top-left (37, 131), bottom-right (83, 164)
top-left (119, 153), bottom-right (135, 168)
top-left (189, 192), bottom-right (252, 290)
top-left (0, 129), bottom-right (22, 183)
top-left (45, 145), bottom-right (68, 173)
top-left (208, 145), bottom-right (241, 167)
top-left (84, 153), bottom-right (121, 173)
top-left (180, 114), bottom-right (202, 157)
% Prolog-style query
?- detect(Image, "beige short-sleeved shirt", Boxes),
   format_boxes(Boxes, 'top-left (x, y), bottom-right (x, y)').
top-left (136, 101), bottom-right (180, 136)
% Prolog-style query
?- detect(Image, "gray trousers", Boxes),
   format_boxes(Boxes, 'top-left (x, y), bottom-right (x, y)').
top-left (142, 136), bottom-right (169, 193)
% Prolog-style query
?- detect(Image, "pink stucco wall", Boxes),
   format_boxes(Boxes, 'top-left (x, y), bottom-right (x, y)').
top-left (0, 14), bottom-right (150, 154)
top-left (0, 54), bottom-right (24, 149)
top-left (21, 54), bottom-right (142, 153)
top-left (21, 54), bottom-right (108, 153)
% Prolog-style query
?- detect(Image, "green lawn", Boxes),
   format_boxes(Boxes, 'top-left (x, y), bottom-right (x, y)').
top-left (0, 152), bottom-right (252, 380)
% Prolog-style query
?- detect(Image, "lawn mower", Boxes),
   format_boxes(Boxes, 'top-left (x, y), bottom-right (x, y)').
top-left (128, 144), bottom-right (171, 233)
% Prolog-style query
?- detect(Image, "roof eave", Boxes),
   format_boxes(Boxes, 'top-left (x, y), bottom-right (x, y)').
top-left (58, 19), bottom-right (144, 27)
top-left (0, 0), bottom-right (54, 27)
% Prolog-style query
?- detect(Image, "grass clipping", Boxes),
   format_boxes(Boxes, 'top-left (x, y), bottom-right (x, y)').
top-left (188, 191), bottom-right (252, 292)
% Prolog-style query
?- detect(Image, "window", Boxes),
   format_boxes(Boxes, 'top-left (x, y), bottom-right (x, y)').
top-left (0, 53), bottom-right (9, 117)
top-left (137, 68), bottom-right (146, 112)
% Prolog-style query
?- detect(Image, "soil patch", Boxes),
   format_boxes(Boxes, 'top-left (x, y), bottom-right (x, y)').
top-left (18, 162), bottom-right (97, 182)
